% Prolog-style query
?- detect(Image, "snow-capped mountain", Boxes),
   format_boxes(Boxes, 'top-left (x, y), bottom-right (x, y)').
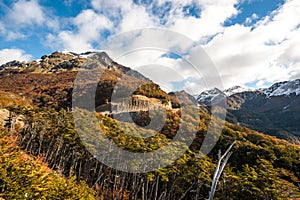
top-left (198, 79), bottom-right (300, 104)
top-left (223, 86), bottom-right (252, 96)
top-left (197, 78), bottom-right (300, 144)
top-left (197, 86), bottom-right (252, 104)
top-left (197, 88), bottom-right (226, 105)
top-left (261, 79), bottom-right (300, 97)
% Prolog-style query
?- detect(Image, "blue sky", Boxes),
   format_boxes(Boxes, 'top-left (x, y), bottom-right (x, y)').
top-left (0, 0), bottom-right (299, 93)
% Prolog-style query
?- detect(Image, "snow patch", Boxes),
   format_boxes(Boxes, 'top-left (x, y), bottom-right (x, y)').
top-left (223, 86), bottom-right (252, 96)
top-left (197, 79), bottom-right (300, 103)
top-left (262, 79), bottom-right (300, 97)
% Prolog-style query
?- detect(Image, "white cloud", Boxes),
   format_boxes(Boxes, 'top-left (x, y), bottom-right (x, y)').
top-left (91, 0), bottom-right (132, 12)
top-left (1, 0), bottom-right (60, 40)
top-left (6, 31), bottom-right (27, 41)
top-left (73, 9), bottom-right (112, 40)
top-left (245, 13), bottom-right (258, 25)
top-left (0, 48), bottom-right (32, 65)
top-left (47, 0), bottom-right (240, 54)
top-left (0, 22), bottom-right (5, 34)
top-left (47, 9), bottom-right (113, 52)
top-left (3, 0), bottom-right (298, 93)
top-left (92, 0), bottom-right (160, 32)
top-left (119, 6), bottom-right (158, 32)
top-left (167, 0), bottom-right (239, 41)
top-left (202, 0), bottom-right (300, 88)
top-left (6, 0), bottom-right (45, 26)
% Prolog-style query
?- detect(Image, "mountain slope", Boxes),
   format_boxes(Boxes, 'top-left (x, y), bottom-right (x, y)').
top-left (0, 128), bottom-right (97, 199)
top-left (1, 52), bottom-right (300, 199)
top-left (4, 105), bottom-right (299, 199)
top-left (0, 51), bottom-right (168, 112)
top-left (262, 79), bottom-right (300, 97)
top-left (198, 79), bottom-right (300, 143)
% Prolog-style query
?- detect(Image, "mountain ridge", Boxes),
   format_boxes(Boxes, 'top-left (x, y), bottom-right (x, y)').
top-left (198, 79), bottom-right (300, 103)
top-left (1, 51), bottom-right (300, 199)
top-left (0, 51), bottom-right (151, 82)
top-left (197, 79), bottom-right (300, 144)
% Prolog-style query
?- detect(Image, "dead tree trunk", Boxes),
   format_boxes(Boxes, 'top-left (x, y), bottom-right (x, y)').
top-left (208, 141), bottom-right (236, 200)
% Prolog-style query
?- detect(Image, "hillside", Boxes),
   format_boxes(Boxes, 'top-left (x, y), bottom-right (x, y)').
top-left (2, 105), bottom-right (299, 199)
top-left (0, 52), bottom-right (300, 199)
top-left (0, 52), bottom-right (169, 111)
top-left (0, 128), bottom-right (98, 199)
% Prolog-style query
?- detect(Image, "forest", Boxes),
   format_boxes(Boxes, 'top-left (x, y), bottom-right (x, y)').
top-left (0, 52), bottom-right (299, 199)
top-left (0, 104), bottom-right (299, 199)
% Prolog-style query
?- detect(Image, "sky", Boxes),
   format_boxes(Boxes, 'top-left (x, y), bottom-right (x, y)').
top-left (0, 0), bottom-right (300, 94)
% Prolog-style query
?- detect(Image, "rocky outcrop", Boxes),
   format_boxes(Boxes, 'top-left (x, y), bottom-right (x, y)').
top-left (0, 109), bottom-right (24, 129)
top-left (97, 95), bottom-right (172, 114)
top-left (0, 109), bottom-right (9, 127)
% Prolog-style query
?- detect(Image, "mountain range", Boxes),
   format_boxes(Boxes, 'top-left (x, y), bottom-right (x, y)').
top-left (0, 51), bottom-right (300, 199)
top-left (197, 81), bottom-right (300, 144)
top-left (1, 51), bottom-right (300, 144)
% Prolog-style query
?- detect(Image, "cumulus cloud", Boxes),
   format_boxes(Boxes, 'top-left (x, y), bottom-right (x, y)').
top-left (6, 0), bottom-right (45, 26)
top-left (202, 0), bottom-right (300, 88)
top-left (86, 0), bottom-right (300, 92)
top-left (47, 9), bottom-right (113, 52)
top-left (2, 0), bottom-right (299, 93)
top-left (0, 48), bottom-right (32, 65)
top-left (166, 0), bottom-right (239, 41)
top-left (6, 31), bottom-right (27, 41)
top-left (91, 0), bottom-right (160, 33)
top-left (0, 0), bottom-right (59, 40)
top-left (119, 6), bottom-right (158, 32)
top-left (50, 0), bottom-right (238, 52)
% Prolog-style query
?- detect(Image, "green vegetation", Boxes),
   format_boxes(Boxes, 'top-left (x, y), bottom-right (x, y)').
top-left (228, 101), bottom-right (300, 144)
top-left (0, 91), bottom-right (31, 108)
top-left (0, 54), bottom-right (299, 199)
top-left (1, 106), bottom-right (299, 199)
top-left (134, 83), bottom-right (170, 104)
top-left (0, 128), bottom-right (97, 200)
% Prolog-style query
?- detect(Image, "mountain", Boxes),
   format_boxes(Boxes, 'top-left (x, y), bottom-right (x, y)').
top-left (2, 94), bottom-right (300, 199)
top-left (223, 85), bottom-right (252, 96)
top-left (168, 90), bottom-right (198, 108)
top-left (0, 51), bottom-right (150, 81)
top-left (197, 88), bottom-right (226, 105)
top-left (262, 79), bottom-right (300, 97)
top-left (198, 79), bottom-right (300, 144)
top-left (198, 79), bottom-right (300, 103)
top-left (0, 51), bottom-right (166, 112)
top-left (1, 52), bottom-right (300, 199)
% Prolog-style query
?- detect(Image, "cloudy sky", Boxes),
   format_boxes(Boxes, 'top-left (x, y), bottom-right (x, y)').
top-left (0, 0), bottom-right (299, 93)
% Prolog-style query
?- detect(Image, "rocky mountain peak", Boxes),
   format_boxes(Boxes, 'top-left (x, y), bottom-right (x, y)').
top-left (197, 79), bottom-right (300, 105)
top-left (197, 88), bottom-right (226, 105)
top-left (223, 85), bottom-right (252, 96)
top-left (0, 51), bottom-right (150, 81)
top-left (195, 78), bottom-right (300, 144)
top-left (261, 79), bottom-right (300, 97)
